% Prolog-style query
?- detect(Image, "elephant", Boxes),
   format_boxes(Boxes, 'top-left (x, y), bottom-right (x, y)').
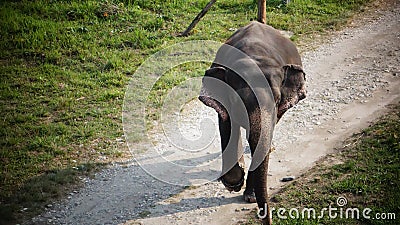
top-left (198, 21), bottom-right (306, 223)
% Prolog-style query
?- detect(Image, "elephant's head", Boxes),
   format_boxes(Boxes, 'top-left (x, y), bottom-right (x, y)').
top-left (198, 62), bottom-right (306, 127)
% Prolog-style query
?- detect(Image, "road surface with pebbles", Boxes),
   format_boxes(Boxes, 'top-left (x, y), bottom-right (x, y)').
top-left (31, 2), bottom-right (399, 225)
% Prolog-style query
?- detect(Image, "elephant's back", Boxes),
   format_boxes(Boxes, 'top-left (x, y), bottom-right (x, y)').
top-left (225, 21), bottom-right (301, 66)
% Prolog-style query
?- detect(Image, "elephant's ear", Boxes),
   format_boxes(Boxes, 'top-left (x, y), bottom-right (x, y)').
top-left (283, 64), bottom-right (306, 84)
top-left (278, 64), bottom-right (306, 120)
top-left (205, 66), bottom-right (227, 81)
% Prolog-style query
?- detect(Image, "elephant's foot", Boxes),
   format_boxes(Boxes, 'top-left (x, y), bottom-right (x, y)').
top-left (219, 165), bottom-right (245, 192)
top-left (243, 190), bottom-right (256, 203)
top-left (259, 207), bottom-right (273, 225)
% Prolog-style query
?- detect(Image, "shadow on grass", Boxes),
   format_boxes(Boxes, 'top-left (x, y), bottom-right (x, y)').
top-left (0, 163), bottom-right (103, 225)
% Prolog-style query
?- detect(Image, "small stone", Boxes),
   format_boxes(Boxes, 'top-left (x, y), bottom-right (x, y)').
top-left (281, 176), bottom-right (295, 182)
top-left (313, 176), bottom-right (322, 182)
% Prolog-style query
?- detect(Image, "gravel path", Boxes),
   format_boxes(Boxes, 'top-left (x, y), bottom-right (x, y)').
top-left (31, 2), bottom-right (400, 225)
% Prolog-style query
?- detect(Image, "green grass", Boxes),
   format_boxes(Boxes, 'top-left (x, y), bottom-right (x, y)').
top-left (0, 0), bottom-right (376, 223)
top-left (243, 104), bottom-right (400, 224)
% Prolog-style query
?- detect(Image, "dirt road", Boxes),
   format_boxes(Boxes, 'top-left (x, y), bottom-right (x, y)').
top-left (31, 2), bottom-right (400, 225)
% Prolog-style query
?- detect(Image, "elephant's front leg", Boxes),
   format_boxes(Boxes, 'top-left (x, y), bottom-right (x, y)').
top-left (218, 115), bottom-right (245, 192)
top-left (253, 155), bottom-right (272, 224)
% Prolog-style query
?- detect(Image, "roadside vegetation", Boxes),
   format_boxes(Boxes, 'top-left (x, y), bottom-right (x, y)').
top-left (243, 104), bottom-right (400, 224)
top-left (0, 0), bottom-right (378, 223)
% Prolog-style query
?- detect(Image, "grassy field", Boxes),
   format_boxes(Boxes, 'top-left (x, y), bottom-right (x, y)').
top-left (243, 104), bottom-right (400, 224)
top-left (0, 0), bottom-right (377, 223)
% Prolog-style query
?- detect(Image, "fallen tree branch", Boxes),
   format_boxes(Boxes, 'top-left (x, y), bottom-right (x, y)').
top-left (178, 0), bottom-right (216, 37)
top-left (179, 0), bottom-right (267, 37)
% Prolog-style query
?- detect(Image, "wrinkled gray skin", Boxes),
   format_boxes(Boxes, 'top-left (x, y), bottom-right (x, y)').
top-left (199, 21), bottom-right (306, 224)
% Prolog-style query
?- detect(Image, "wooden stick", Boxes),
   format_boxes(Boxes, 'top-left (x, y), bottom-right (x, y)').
top-left (257, 0), bottom-right (266, 24)
top-left (178, 0), bottom-right (217, 37)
